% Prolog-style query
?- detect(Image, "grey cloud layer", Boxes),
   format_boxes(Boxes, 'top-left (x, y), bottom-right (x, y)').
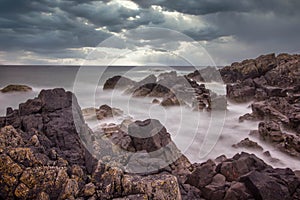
top-left (0, 0), bottom-right (299, 64)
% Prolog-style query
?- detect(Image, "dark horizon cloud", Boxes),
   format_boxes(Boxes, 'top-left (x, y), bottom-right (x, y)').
top-left (0, 0), bottom-right (299, 65)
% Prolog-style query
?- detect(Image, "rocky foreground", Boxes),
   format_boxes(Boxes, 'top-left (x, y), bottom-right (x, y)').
top-left (0, 87), bottom-right (300, 200)
top-left (0, 53), bottom-right (300, 199)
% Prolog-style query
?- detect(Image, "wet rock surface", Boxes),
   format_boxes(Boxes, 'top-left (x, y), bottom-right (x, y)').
top-left (1, 88), bottom-right (299, 199)
top-left (104, 71), bottom-right (227, 111)
top-left (223, 53), bottom-right (300, 159)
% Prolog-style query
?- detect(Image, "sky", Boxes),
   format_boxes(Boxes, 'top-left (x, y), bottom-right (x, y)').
top-left (0, 0), bottom-right (299, 65)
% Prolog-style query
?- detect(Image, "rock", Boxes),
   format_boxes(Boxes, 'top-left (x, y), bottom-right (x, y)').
top-left (226, 79), bottom-right (256, 103)
top-left (220, 53), bottom-right (276, 83)
top-left (122, 173), bottom-right (181, 200)
top-left (103, 75), bottom-right (135, 90)
top-left (180, 184), bottom-right (202, 200)
top-left (127, 119), bottom-right (171, 152)
top-left (258, 121), bottom-right (284, 143)
top-left (59, 178), bottom-right (79, 199)
top-left (96, 104), bottom-right (123, 120)
top-left (161, 94), bottom-right (180, 107)
top-left (158, 71), bottom-right (177, 80)
top-left (232, 138), bottom-right (263, 151)
top-left (152, 98), bottom-right (160, 104)
top-left (0, 125), bottom-right (24, 148)
top-left (240, 170), bottom-right (291, 200)
top-left (210, 95), bottom-right (227, 110)
top-left (186, 70), bottom-right (204, 82)
top-left (186, 160), bottom-right (216, 189)
top-left (137, 74), bottom-right (157, 86)
top-left (0, 84), bottom-right (32, 93)
top-left (83, 182), bottom-right (96, 197)
top-left (224, 182), bottom-right (252, 200)
top-left (217, 152), bottom-right (269, 181)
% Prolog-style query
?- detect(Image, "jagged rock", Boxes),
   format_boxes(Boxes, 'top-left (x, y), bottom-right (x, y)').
top-left (96, 104), bottom-right (123, 120)
top-left (217, 152), bottom-right (269, 181)
top-left (152, 98), bottom-right (160, 104)
top-left (224, 182), bottom-right (252, 200)
top-left (158, 71), bottom-right (177, 80)
top-left (232, 138), bottom-right (263, 151)
top-left (240, 170), bottom-right (291, 200)
top-left (220, 53), bottom-right (276, 83)
top-left (226, 79), bottom-right (256, 103)
top-left (258, 121), bottom-right (285, 143)
top-left (122, 173), bottom-right (181, 200)
top-left (161, 94), bottom-right (180, 107)
top-left (186, 160), bottom-right (216, 189)
top-left (103, 75), bottom-right (136, 90)
top-left (1, 84), bottom-right (32, 93)
top-left (83, 182), bottom-right (96, 197)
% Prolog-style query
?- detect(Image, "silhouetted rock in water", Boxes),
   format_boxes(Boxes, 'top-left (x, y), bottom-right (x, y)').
top-left (0, 84), bottom-right (32, 93)
top-left (104, 71), bottom-right (225, 111)
top-left (152, 98), bottom-right (160, 104)
top-left (103, 75), bottom-right (136, 90)
top-left (232, 138), bottom-right (263, 151)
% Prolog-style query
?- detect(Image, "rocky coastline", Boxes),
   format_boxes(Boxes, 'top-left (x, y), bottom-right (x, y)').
top-left (0, 53), bottom-right (300, 199)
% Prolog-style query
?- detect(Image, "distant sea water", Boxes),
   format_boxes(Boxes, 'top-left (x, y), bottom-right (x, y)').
top-left (1, 65), bottom-right (299, 170)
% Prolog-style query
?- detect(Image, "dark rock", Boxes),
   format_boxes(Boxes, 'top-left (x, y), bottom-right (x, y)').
top-left (0, 116), bottom-right (6, 128)
top-left (224, 182), bottom-right (252, 200)
top-left (96, 104), bottom-right (123, 120)
top-left (152, 98), bottom-right (160, 104)
top-left (180, 184), bottom-right (202, 200)
top-left (161, 94), bottom-right (180, 107)
top-left (185, 160), bottom-right (216, 189)
top-left (240, 170), bottom-right (291, 200)
top-left (227, 82), bottom-right (256, 103)
top-left (210, 95), bottom-right (227, 110)
top-left (232, 138), bottom-right (263, 151)
top-left (217, 152), bottom-right (269, 181)
top-left (258, 121), bottom-right (284, 143)
top-left (0, 84), bottom-right (32, 93)
top-left (19, 99), bottom-right (43, 116)
top-left (220, 53), bottom-right (276, 83)
top-left (158, 71), bottom-right (177, 80)
top-left (103, 75), bottom-right (135, 90)
top-left (128, 119), bottom-right (171, 152)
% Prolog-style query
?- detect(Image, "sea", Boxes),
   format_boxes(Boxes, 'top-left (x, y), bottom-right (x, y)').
top-left (1, 65), bottom-right (299, 170)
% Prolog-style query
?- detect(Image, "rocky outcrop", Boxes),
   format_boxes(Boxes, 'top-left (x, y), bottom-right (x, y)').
top-left (232, 138), bottom-right (263, 151)
top-left (185, 152), bottom-right (300, 200)
top-left (1, 88), bottom-right (299, 200)
top-left (104, 71), bottom-right (226, 111)
top-left (1, 84), bottom-right (32, 93)
top-left (220, 53), bottom-right (277, 84)
top-left (226, 53), bottom-right (300, 159)
top-left (224, 53), bottom-right (300, 103)
top-left (103, 75), bottom-right (136, 90)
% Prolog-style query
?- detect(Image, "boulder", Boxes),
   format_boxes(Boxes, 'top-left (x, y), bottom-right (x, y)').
top-left (103, 76), bottom-right (135, 90)
top-left (232, 138), bottom-right (263, 151)
top-left (1, 84), bottom-right (32, 93)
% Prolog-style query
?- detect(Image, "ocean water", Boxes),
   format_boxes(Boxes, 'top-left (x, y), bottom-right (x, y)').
top-left (0, 65), bottom-right (299, 170)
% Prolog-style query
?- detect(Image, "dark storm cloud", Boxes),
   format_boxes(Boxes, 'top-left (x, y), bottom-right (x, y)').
top-left (0, 0), bottom-right (299, 64)
top-left (134, 0), bottom-right (300, 16)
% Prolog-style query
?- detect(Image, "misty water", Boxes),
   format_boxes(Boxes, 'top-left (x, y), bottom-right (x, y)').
top-left (1, 66), bottom-right (299, 170)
